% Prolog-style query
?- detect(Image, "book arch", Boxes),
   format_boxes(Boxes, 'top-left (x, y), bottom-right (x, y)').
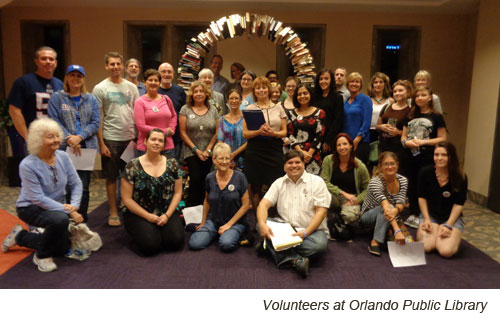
top-left (177, 13), bottom-right (316, 91)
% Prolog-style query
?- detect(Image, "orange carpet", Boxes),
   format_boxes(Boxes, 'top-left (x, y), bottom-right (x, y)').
top-left (0, 209), bottom-right (33, 275)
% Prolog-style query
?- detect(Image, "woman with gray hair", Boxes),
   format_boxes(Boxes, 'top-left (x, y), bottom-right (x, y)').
top-left (189, 142), bottom-right (250, 252)
top-left (2, 118), bottom-right (83, 272)
top-left (198, 68), bottom-right (227, 116)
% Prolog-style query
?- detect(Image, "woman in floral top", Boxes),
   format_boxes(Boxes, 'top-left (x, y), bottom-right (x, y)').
top-left (287, 84), bottom-right (326, 174)
top-left (121, 129), bottom-right (184, 255)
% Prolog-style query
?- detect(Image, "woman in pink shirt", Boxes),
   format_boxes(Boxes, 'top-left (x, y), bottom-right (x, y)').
top-left (134, 69), bottom-right (177, 157)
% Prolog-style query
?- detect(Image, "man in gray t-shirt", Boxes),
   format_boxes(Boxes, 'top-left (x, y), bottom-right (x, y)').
top-left (92, 52), bottom-right (139, 227)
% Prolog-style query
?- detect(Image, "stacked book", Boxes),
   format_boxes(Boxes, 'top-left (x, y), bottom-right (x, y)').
top-left (177, 13), bottom-right (316, 90)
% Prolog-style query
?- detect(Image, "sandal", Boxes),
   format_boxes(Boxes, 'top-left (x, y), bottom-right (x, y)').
top-left (108, 216), bottom-right (121, 227)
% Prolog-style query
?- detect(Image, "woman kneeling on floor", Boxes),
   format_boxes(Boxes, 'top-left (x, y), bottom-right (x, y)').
top-left (2, 118), bottom-right (83, 272)
top-left (121, 128), bottom-right (184, 255)
top-left (416, 141), bottom-right (467, 258)
top-left (189, 143), bottom-right (250, 252)
top-left (360, 151), bottom-right (409, 256)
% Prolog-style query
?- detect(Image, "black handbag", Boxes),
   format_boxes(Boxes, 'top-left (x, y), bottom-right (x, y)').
top-left (328, 212), bottom-right (353, 241)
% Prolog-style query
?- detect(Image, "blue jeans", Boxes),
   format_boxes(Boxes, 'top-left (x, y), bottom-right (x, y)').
top-left (189, 219), bottom-right (247, 252)
top-left (16, 205), bottom-right (70, 258)
top-left (360, 206), bottom-right (390, 243)
top-left (267, 230), bottom-right (328, 267)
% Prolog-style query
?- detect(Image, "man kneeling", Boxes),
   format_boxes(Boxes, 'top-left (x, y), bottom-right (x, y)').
top-left (257, 150), bottom-right (331, 278)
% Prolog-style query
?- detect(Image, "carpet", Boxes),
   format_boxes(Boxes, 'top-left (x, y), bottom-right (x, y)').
top-left (0, 209), bottom-right (33, 276)
top-left (0, 202), bottom-right (499, 288)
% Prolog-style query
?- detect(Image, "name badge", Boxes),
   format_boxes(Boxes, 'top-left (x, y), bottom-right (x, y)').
top-left (189, 114), bottom-right (195, 119)
top-left (200, 125), bottom-right (204, 130)
top-left (442, 191), bottom-right (451, 198)
top-left (297, 115), bottom-right (303, 121)
top-left (152, 106), bottom-right (159, 112)
top-left (228, 184), bottom-right (235, 191)
top-left (62, 104), bottom-right (71, 111)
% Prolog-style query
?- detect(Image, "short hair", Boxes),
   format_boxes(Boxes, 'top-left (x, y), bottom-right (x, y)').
top-left (241, 70), bottom-right (256, 81)
top-left (414, 70), bottom-right (432, 85)
top-left (335, 67), bottom-right (347, 75)
top-left (198, 68), bottom-right (214, 79)
top-left (125, 58), bottom-right (141, 69)
top-left (63, 73), bottom-right (88, 94)
top-left (186, 81), bottom-right (211, 107)
top-left (252, 76), bottom-right (272, 101)
top-left (211, 54), bottom-right (223, 63)
top-left (271, 83), bottom-right (283, 95)
top-left (145, 128), bottom-right (166, 149)
top-left (212, 142), bottom-right (232, 159)
top-left (367, 72), bottom-right (392, 99)
top-left (283, 150), bottom-right (304, 164)
top-left (226, 87), bottom-right (242, 100)
top-left (392, 79), bottom-right (413, 100)
top-left (285, 76), bottom-right (299, 86)
top-left (265, 70), bottom-right (278, 78)
top-left (104, 52), bottom-right (123, 65)
top-left (27, 118), bottom-right (64, 155)
top-left (292, 84), bottom-right (313, 108)
top-left (346, 72), bottom-right (363, 90)
top-left (143, 69), bottom-right (160, 82)
top-left (314, 68), bottom-right (335, 96)
top-left (230, 62), bottom-right (245, 79)
top-left (35, 46), bottom-right (57, 59)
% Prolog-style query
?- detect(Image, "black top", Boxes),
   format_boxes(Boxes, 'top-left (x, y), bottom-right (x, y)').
top-left (313, 92), bottom-right (344, 145)
top-left (417, 165), bottom-right (467, 223)
top-left (404, 111), bottom-right (446, 158)
top-left (331, 167), bottom-right (356, 195)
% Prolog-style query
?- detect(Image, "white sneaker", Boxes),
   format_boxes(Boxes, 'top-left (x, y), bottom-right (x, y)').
top-left (33, 254), bottom-right (57, 272)
top-left (2, 224), bottom-right (23, 253)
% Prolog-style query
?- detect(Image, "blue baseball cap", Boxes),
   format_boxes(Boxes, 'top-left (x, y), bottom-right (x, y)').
top-left (66, 64), bottom-right (85, 76)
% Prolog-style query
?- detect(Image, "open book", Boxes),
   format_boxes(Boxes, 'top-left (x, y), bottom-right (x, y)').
top-left (266, 220), bottom-right (303, 251)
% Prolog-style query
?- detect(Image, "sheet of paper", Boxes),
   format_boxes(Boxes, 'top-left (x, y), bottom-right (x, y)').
top-left (182, 205), bottom-right (203, 226)
top-left (66, 147), bottom-right (97, 171)
top-left (266, 220), bottom-right (303, 251)
top-left (120, 141), bottom-right (137, 163)
top-left (387, 241), bottom-right (426, 268)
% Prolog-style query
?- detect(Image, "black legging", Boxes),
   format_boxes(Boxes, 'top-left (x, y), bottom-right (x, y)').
top-left (405, 149), bottom-right (434, 215)
top-left (185, 155), bottom-right (213, 207)
top-left (123, 211), bottom-right (184, 256)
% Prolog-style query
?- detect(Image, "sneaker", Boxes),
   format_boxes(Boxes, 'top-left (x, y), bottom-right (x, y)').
top-left (368, 244), bottom-right (381, 256)
top-left (33, 254), bottom-right (57, 272)
top-left (293, 257), bottom-right (310, 278)
top-left (404, 215), bottom-right (419, 229)
top-left (2, 224), bottom-right (23, 253)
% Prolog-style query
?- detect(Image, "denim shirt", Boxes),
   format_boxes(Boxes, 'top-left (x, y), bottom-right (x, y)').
top-left (47, 90), bottom-right (100, 150)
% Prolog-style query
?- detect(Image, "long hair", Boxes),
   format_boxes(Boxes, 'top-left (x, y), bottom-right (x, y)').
top-left (409, 86), bottom-right (436, 119)
top-left (367, 72), bottom-right (392, 99)
top-left (186, 81), bottom-right (211, 107)
top-left (392, 79), bottom-right (413, 102)
top-left (332, 133), bottom-right (357, 170)
top-left (314, 68), bottom-right (335, 97)
top-left (435, 141), bottom-right (465, 192)
top-left (63, 74), bottom-right (88, 94)
top-left (251, 76), bottom-right (272, 102)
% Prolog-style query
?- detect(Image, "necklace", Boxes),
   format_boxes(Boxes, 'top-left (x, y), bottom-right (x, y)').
top-left (435, 168), bottom-right (448, 185)
top-left (374, 96), bottom-right (385, 104)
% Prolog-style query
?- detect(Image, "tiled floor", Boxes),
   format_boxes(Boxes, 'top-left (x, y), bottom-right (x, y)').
top-left (1, 178), bottom-right (500, 264)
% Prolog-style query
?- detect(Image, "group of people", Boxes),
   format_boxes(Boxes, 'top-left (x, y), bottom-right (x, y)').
top-left (2, 46), bottom-right (467, 277)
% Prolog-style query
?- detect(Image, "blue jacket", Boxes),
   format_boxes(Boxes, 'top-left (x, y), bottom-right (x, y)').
top-left (48, 90), bottom-right (100, 150)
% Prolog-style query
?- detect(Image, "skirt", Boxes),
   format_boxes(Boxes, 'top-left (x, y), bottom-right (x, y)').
top-left (244, 138), bottom-right (284, 185)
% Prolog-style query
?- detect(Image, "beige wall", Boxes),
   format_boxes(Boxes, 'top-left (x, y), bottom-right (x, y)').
top-left (464, 0), bottom-right (500, 197)
top-left (1, 5), bottom-right (476, 160)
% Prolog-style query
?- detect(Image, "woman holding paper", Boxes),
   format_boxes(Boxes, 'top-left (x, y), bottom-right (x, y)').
top-left (47, 64), bottom-right (100, 222)
top-left (360, 151), bottom-right (408, 256)
top-left (2, 118), bottom-right (82, 272)
top-left (134, 69), bottom-right (177, 158)
top-left (189, 143), bottom-right (250, 252)
top-left (243, 76), bottom-right (287, 211)
top-left (416, 142), bottom-right (467, 258)
top-left (121, 129), bottom-right (184, 255)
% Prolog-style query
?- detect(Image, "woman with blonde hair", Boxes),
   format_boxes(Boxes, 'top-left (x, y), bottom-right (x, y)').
top-left (367, 72), bottom-right (394, 146)
top-left (413, 70), bottom-right (442, 113)
top-left (179, 81), bottom-right (218, 206)
top-left (243, 76), bottom-right (287, 211)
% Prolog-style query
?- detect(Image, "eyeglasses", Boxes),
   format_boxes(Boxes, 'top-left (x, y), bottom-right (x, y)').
top-left (241, 78), bottom-right (253, 82)
top-left (50, 166), bottom-right (58, 184)
top-left (382, 162), bottom-right (397, 167)
top-left (216, 157), bottom-right (231, 162)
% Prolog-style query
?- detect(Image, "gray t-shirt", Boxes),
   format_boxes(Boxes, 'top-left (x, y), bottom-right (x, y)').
top-left (180, 104), bottom-right (218, 160)
top-left (92, 78), bottom-right (139, 141)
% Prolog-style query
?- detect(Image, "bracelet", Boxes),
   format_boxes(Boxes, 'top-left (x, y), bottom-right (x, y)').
top-left (192, 146), bottom-right (198, 152)
top-left (401, 139), bottom-right (407, 148)
top-left (393, 229), bottom-right (402, 236)
top-left (443, 223), bottom-right (453, 230)
top-left (302, 231), bottom-right (307, 239)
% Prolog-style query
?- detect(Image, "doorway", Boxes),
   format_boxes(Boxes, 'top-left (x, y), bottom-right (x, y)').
top-left (371, 26), bottom-right (421, 85)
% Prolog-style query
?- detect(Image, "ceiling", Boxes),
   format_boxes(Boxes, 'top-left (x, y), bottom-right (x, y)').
top-left (2, 0), bottom-right (480, 14)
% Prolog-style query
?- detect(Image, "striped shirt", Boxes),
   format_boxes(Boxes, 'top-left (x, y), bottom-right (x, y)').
top-left (361, 174), bottom-right (408, 213)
